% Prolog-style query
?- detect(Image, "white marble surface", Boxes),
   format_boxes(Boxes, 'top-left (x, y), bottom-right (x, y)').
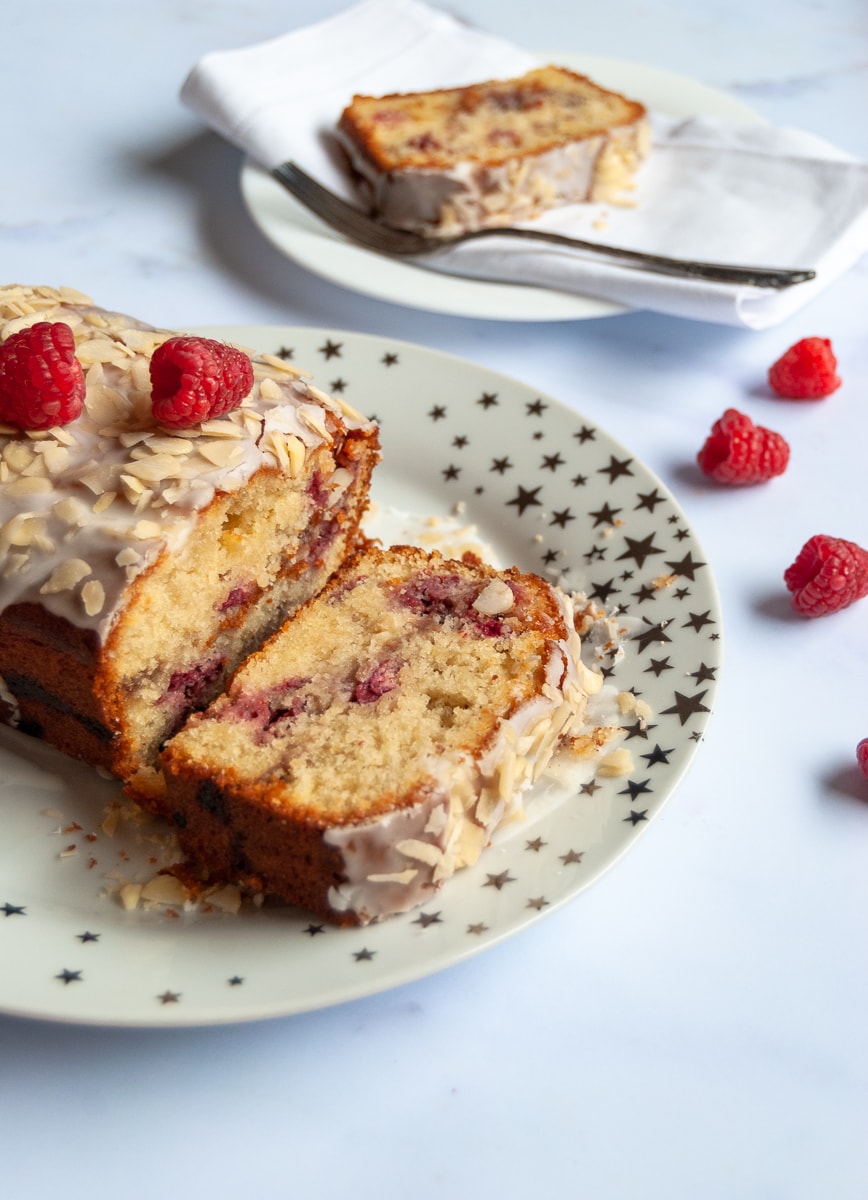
top-left (1, 2), bottom-right (867, 1197)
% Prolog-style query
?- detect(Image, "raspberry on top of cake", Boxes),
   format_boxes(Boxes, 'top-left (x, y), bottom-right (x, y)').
top-left (0, 284), bottom-right (379, 801)
top-left (337, 65), bottom-right (650, 236)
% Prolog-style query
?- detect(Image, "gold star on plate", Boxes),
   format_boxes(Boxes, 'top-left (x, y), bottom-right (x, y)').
top-left (484, 870), bottom-right (515, 890)
top-left (527, 897), bottom-right (549, 911)
top-left (525, 837), bottom-right (546, 852)
top-left (413, 911), bottom-right (442, 928)
top-left (560, 849), bottom-right (583, 865)
top-left (353, 948), bottom-right (376, 961)
top-left (467, 922), bottom-right (489, 935)
top-left (157, 990), bottom-right (180, 1004)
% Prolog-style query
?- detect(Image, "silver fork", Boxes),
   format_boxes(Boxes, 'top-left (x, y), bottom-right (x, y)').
top-left (272, 161), bottom-right (815, 290)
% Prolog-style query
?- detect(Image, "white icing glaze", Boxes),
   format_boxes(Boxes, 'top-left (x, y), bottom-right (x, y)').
top-left (0, 286), bottom-right (374, 641)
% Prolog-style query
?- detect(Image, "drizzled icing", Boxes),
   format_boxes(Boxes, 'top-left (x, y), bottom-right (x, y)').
top-left (0, 286), bottom-right (374, 640)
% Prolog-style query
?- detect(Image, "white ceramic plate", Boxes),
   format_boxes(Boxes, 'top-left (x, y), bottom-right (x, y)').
top-left (0, 327), bottom-right (722, 1027)
top-left (240, 53), bottom-right (764, 321)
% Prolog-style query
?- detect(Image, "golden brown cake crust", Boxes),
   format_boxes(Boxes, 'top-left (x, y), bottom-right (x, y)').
top-left (339, 65), bottom-right (647, 171)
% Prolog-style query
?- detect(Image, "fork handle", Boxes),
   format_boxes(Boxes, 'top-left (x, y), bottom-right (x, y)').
top-left (454, 227), bottom-right (815, 289)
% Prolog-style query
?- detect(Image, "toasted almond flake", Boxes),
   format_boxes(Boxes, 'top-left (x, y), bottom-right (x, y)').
top-left (118, 430), bottom-right (152, 448)
top-left (258, 352), bottom-right (308, 377)
top-left (92, 491), bottom-right (117, 515)
top-left (4, 476), bottom-right (53, 496)
top-left (80, 469), bottom-right (108, 495)
top-left (58, 286), bottom-right (93, 305)
top-left (198, 419), bottom-right (245, 439)
top-left (395, 838), bottom-right (444, 867)
top-left (122, 454), bottom-right (182, 482)
top-left (53, 496), bottom-right (87, 525)
top-left (59, 845), bottom-right (78, 859)
top-left (296, 403), bottom-right (332, 441)
top-left (133, 487), bottom-right (155, 513)
top-left (3, 443), bottom-right (35, 472)
top-left (258, 377), bottom-right (284, 403)
top-left (597, 747), bottom-right (634, 777)
top-left (131, 520), bottom-right (162, 540)
top-left (285, 434), bottom-right (306, 478)
top-left (40, 443), bottom-right (70, 475)
top-left (81, 579), bottom-right (105, 616)
top-left (139, 436), bottom-right (195, 456)
top-left (1, 512), bottom-right (44, 547)
top-left (203, 884), bottom-right (242, 914)
top-left (115, 547), bottom-right (142, 567)
top-left (140, 874), bottom-right (190, 905)
top-left (40, 558), bottom-right (92, 594)
top-left (333, 395), bottom-right (367, 423)
top-left (20, 454), bottom-right (48, 478)
top-left (366, 869), bottom-right (419, 885)
top-left (197, 440), bottom-right (246, 468)
top-left (119, 883), bottom-right (143, 910)
top-left (473, 578), bottom-right (514, 616)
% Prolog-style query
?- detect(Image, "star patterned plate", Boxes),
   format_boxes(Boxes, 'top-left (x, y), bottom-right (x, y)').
top-left (0, 326), bottom-right (722, 1027)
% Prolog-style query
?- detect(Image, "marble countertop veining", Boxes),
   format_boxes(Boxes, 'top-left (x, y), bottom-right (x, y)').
top-left (0, 2), bottom-right (867, 1199)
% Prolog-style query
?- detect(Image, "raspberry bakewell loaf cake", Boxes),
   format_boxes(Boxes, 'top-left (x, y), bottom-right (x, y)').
top-left (337, 65), bottom-right (649, 236)
top-left (161, 544), bottom-right (602, 925)
top-left (0, 285), bottom-right (379, 805)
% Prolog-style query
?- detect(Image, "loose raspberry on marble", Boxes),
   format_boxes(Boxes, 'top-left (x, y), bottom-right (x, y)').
top-left (783, 534), bottom-right (868, 617)
top-left (857, 739), bottom-right (868, 780)
top-left (696, 408), bottom-right (789, 485)
top-left (0, 321), bottom-right (85, 429)
top-left (768, 337), bottom-right (841, 399)
top-left (150, 336), bottom-right (254, 429)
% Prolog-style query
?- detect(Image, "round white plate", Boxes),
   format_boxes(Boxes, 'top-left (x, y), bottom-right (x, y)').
top-left (240, 54), bottom-right (764, 321)
top-left (0, 327), bottom-right (722, 1027)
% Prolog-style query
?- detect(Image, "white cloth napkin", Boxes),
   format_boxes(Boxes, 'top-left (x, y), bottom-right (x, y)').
top-left (180, 0), bottom-right (868, 328)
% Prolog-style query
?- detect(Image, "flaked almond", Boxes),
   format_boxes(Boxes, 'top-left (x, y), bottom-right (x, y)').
top-left (141, 874), bottom-right (190, 905)
top-left (473, 578), bottom-right (514, 616)
top-left (119, 883), bottom-right (143, 911)
top-left (81, 579), bottom-right (105, 616)
top-left (40, 558), bottom-right (92, 594)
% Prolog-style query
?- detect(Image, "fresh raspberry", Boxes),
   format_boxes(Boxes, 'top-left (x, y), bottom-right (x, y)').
top-left (783, 534), bottom-right (868, 617)
top-left (0, 321), bottom-right (85, 430)
top-left (696, 408), bottom-right (789, 485)
top-left (857, 738), bottom-right (868, 780)
top-left (150, 336), bottom-right (253, 429)
top-left (768, 337), bottom-right (841, 399)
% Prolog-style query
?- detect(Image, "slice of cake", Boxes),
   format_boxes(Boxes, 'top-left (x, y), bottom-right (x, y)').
top-left (337, 65), bottom-right (650, 236)
top-left (161, 544), bottom-right (602, 925)
top-left (0, 285), bottom-right (379, 806)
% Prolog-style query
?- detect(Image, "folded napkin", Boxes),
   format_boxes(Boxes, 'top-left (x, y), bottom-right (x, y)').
top-left (181, 0), bottom-right (868, 328)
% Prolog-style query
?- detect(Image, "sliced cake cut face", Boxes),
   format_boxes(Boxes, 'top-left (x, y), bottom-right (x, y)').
top-left (0, 285), bottom-right (379, 802)
top-left (337, 65), bottom-right (650, 236)
top-left (161, 545), bottom-right (601, 925)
